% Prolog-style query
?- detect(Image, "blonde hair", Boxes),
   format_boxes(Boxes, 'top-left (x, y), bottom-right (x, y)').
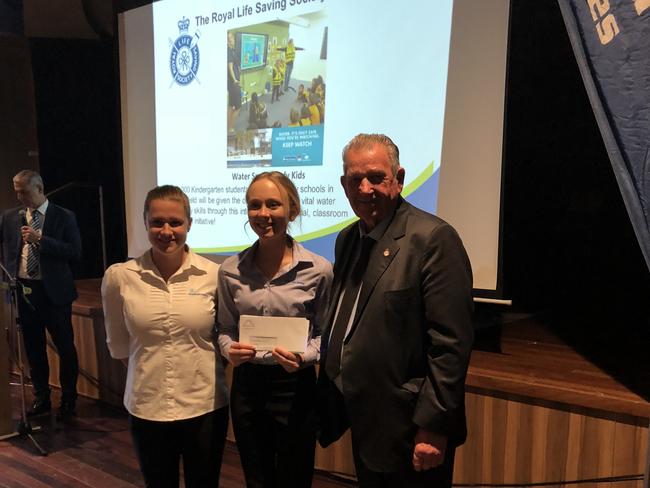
top-left (246, 172), bottom-right (301, 222)
top-left (143, 185), bottom-right (191, 221)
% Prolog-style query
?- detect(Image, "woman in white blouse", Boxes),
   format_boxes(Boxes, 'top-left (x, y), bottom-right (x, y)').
top-left (218, 172), bottom-right (332, 488)
top-left (102, 185), bottom-right (228, 487)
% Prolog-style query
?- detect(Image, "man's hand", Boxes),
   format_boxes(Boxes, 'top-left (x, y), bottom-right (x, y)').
top-left (20, 226), bottom-right (40, 244)
top-left (412, 428), bottom-right (447, 471)
top-left (228, 342), bottom-right (256, 366)
top-left (272, 346), bottom-right (302, 373)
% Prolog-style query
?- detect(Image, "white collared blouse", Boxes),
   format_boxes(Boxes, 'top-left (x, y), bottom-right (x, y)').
top-left (101, 249), bottom-right (228, 421)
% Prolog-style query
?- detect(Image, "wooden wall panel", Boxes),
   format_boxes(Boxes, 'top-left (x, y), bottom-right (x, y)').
top-left (546, 405), bottom-right (570, 482)
top-left (0, 37), bottom-right (38, 435)
top-left (0, 37), bottom-right (39, 213)
top-left (565, 411), bottom-right (584, 480)
top-left (530, 405), bottom-right (549, 480)
top-left (503, 398), bottom-right (521, 480)
top-left (315, 432), bottom-right (355, 477)
top-left (0, 299), bottom-right (12, 435)
top-left (45, 311), bottom-right (125, 407)
top-left (454, 392), bottom-right (648, 487)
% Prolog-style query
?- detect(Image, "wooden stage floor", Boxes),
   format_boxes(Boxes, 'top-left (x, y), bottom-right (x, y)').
top-left (0, 381), bottom-right (354, 488)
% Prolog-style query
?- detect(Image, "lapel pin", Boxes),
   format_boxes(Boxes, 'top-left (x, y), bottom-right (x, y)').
top-left (383, 248), bottom-right (390, 257)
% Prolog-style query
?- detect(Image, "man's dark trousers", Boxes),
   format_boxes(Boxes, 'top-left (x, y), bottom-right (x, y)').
top-left (17, 279), bottom-right (78, 403)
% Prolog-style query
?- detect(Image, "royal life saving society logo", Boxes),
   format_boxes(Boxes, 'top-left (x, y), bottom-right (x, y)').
top-left (170, 17), bottom-right (200, 86)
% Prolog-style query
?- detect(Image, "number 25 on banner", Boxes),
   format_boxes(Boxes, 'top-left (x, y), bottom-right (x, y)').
top-left (588, 0), bottom-right (649, 46)
top-left (587, 0), bottom-right (619, 45)
top-left (634, 0), bottom-right (650, 15)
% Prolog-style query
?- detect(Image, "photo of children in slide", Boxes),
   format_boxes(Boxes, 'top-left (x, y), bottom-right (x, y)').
top-left (226, 11), bottom-right (327, 169)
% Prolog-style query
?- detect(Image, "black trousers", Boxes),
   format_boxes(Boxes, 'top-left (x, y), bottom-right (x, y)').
top-left (284, 61), bottom-right (294, 91)
top-left (17, 279), bottom-right (78, 403)
top-left (130, 406), bottom-right (229, 488)
top-left (353, 446), bottom-right (456, 488)
top-left (231, 363), bottom-right (317, 488)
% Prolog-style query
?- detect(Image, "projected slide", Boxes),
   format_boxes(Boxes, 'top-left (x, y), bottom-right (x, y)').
top-left (152, 0), bottom-right (453, 259)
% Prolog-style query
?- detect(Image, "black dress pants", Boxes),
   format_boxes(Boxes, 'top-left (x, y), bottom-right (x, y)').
top-left (17, 279), bottom-right (79, 403)
top-left (231, 363), bottom-right (317, 488)
top-left (130, 406), bottom-right (229, 488)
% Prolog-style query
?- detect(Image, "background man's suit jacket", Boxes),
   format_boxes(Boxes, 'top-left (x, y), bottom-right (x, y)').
top-left (0, 204), bottom-right (81, 305)
top-left (318, 199), bottom-right (474, 472)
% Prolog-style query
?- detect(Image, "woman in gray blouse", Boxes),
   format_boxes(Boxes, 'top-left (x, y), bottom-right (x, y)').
top-left (217, 172), bottom-right (332, 488)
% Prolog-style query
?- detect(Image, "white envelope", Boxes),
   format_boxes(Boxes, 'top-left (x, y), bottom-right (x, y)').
top-left (239, 315), bottom-right (309, 353)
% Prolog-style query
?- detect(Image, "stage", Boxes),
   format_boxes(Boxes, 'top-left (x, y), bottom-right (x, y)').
top-left (2, 279), bottom-right (649, 486)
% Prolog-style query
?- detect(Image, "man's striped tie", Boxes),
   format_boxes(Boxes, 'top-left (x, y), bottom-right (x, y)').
top-left (26, 210), bottom-right (41, 278)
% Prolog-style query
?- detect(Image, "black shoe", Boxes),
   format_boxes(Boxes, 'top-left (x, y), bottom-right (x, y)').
top-left (56, 401), bottom-right (76, 421)
top-left (27, 399), bottom-right (51, 417)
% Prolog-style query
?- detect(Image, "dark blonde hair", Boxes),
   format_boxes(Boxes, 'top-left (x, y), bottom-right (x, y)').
top-left (342, 133), bottom-right (400, 176)
top-left (246, 172), bottom-right (301, 222)
top-left (143, 185), bottom-right (191, 221)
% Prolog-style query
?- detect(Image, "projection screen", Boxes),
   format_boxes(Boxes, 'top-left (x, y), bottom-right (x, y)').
top-left (118, 0), bottom-right (510, 296)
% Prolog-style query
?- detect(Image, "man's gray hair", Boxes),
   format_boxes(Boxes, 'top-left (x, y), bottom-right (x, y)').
top-left (14, 170), bottom-right (44, 190)
top-left (342, 133), bottom-right (400, 176)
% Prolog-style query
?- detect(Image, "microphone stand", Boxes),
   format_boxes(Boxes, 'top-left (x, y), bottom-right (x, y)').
top-left (0, 260), bottom-right (47, 456)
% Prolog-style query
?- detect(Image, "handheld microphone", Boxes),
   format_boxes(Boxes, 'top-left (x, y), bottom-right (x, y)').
top-left (18, 209), bottom-right (27, 226)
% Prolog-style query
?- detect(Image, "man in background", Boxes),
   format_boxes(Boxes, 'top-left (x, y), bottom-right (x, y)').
top-left (0, 170), bottom-right (81, 419)
top-left (318, 134), bottom-right (474, 487)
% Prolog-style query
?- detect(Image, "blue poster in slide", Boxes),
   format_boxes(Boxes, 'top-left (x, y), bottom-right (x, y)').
top-left (558, 0), bottom-right (650, 270)
top-left (272, 126), bottom-right (324, 167)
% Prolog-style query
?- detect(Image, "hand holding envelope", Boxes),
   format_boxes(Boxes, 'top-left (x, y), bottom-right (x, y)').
top-left (228, 342), bottom-right (257, 366)
top-left (272, 347), bottom-right (303, 373)
top-left (231, 315), bottom-right (310, 371)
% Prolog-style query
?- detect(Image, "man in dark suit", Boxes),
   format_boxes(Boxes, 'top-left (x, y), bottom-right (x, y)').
top-left (0, 170), bottom-right (81, 419)
top-left (318, 134), bottom-right (474, 487)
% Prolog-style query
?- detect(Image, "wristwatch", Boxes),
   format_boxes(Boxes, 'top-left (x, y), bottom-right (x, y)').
top-left (296, 353), bottom-right (304, 367)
